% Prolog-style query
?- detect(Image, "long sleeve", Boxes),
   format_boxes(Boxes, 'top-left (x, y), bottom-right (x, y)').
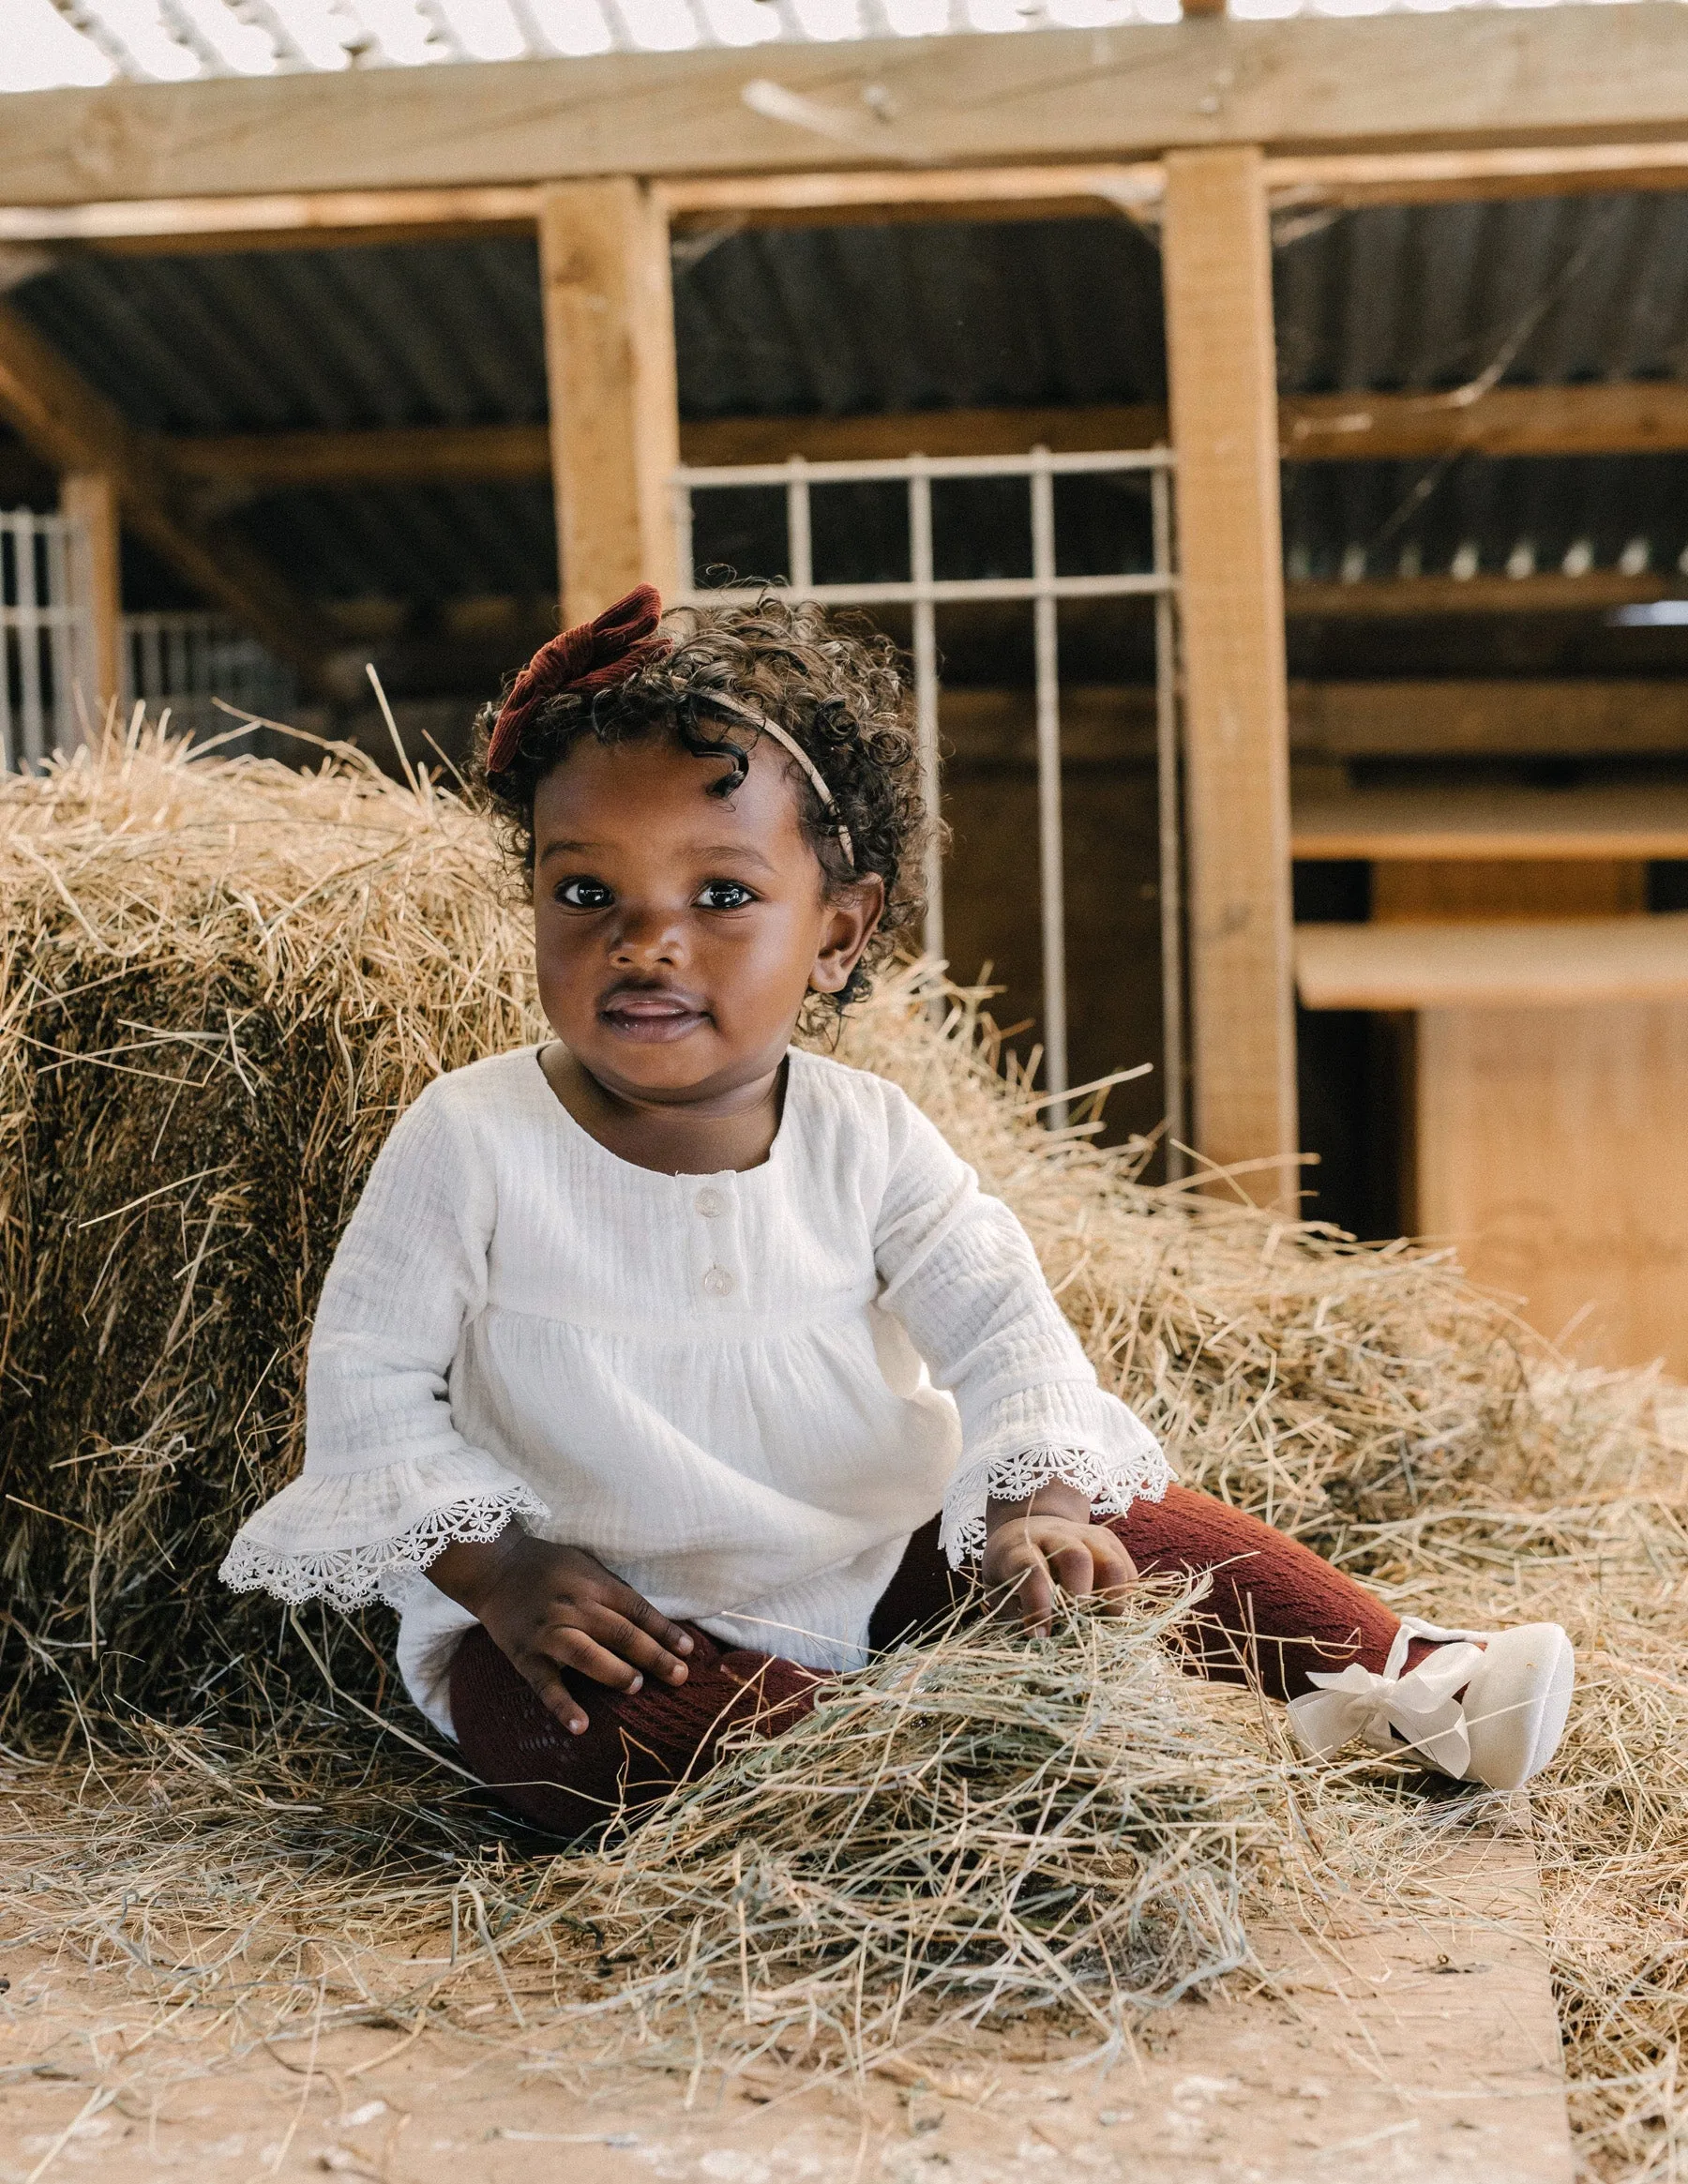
top-left (219, 1081), bottom-right (548, 1612)
top-left (873, 1085), bottom-right (1170, 1564)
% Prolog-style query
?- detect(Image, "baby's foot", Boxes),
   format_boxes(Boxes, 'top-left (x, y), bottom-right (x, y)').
top-left (1289, 1619), bottom-right (1575, 1791)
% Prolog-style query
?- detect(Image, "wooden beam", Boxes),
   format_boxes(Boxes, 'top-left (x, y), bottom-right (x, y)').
top-left (1162, 145), bottom-right (1298, 1197)
top-left (538, 179), bottom-right (680, 625)
top-left (1287, 572), bottom-right (1681, 619)
top-left (7, 12), bottom-right (1688, 206)
top-left (656, 164), bottom-right (1161, 225)
top-left (0, 303), bottom-right (335, 685)
top-left (1291, 679), bottom-right (1688, 760)
top-left (1284, 381), bottom-right (1688, 462)
top-left (60, 471), bottom-right (121, 725)
top-left (1296, 912), bottom-right (1688, 1011)
top-left (1266, 138), bottom-right (1688, 211)
top-left (1292, 783), bottom-right (1688, 861)
top-left (160, 380), bottom-right (1688, 492)
top-left (0, 187), bottom-right (542, 254)
top-left (170, 422), bottom-right (552, 489)
top-left (14, 132), bottom-right (1688, 256)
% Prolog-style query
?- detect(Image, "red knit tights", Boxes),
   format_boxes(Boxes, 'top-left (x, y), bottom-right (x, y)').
top-left (447, 1483), bottom-right (1408, 1840)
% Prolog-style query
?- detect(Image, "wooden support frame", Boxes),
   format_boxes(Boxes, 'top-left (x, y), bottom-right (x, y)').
top-left (1162, 145), bottom-right (1298, 1199)
top-left (60, 471), bottom-right (121, 725)
top-left (538, 179), bottom-right (680, 625)
top-left (14, 135), bottom-right (1688, 260)
top-left (7, 10), bottom-right (1688, 206)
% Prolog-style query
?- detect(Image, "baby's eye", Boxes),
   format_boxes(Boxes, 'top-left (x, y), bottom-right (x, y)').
top-left (696, 879), bottom-right (756, 911)
top-left (556, 877), bottom-right (614, 909)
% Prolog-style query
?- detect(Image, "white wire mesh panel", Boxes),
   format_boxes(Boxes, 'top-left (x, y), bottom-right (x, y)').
top-left (671, 445), bottom-right (1183, 1148)
top-left (0, 509), bottom-right (94, 772)
top-left (121, 613), bottom-right (298, 739)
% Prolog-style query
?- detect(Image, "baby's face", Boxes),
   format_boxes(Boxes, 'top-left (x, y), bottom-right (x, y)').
top-left (531, 733), bottom-right (881, 1108)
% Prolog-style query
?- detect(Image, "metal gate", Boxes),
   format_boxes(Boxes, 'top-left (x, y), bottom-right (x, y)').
top-left (671, 446), bottom-right (1182, 1148)
top-left (0, 508), bottom-right (95, 772)
top-left (123, 612), bottom-right (296, 736)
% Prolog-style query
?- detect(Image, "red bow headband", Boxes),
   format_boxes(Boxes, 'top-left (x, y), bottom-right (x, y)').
top-left (484, 582), bottom-right (670, 776)
top-left (484, 582), bottom-right (854, 867)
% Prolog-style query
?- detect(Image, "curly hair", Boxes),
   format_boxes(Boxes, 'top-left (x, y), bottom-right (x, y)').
top-left (471, 595), bottom-right (933, 1015)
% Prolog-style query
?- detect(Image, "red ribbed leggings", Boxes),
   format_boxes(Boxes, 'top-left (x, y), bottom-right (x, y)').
top-left (448, 1483), bottom-right (1413, 1840)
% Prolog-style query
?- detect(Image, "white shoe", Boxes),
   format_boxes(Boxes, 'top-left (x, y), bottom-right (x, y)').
top-left (1288, 1616), bottom-right (1575, 1792)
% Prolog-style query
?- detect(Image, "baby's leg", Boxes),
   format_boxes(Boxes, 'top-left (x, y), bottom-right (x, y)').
top-left (1109, 1483), bottom-right (1430, 1702)
top-left (448, 1622), bottom-right (821, 1839)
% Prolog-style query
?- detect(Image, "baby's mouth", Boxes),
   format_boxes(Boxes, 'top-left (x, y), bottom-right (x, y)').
top-left (598, 987), bottom-right (710, 1043)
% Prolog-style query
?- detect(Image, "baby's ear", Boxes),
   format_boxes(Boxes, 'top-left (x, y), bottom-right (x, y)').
top-left (810, 872), bottom-right (885, 992)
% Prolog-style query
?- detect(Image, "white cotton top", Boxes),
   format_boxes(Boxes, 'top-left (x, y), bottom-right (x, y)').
top-left (220, 1046), bottom-right (1170, 1736)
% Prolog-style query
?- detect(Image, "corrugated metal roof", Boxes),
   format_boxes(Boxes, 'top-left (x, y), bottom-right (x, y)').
top-left (1274, 194), bottom-right (1688, 394)
top-left (15, 238), bottom-right (549, 432)
top-left (233, 479), bottom-right (557, 597)
top-left (12, 190), bottom-right (1688, 610)
top-left (16, 219), bottom-right (1165, 436)
top-left (676, 218), bottom-right (1167, 414)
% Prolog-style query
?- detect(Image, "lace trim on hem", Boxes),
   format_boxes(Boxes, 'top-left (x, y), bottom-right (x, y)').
top-left (940, 1441), bottom-right (1171, 1567)
top-left (218, 1487), bottom-right (548, 1615)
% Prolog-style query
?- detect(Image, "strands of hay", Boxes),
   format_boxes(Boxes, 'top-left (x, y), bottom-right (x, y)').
top-left (571, 1585), bottom-right (1285, 2039)
top-left (0, 1598), bottom-right (1364, 2089)
top-left (3, 726), bottom-right (1688, 2176)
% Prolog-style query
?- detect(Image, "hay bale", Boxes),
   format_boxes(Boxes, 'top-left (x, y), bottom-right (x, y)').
top-left (0, 731), bottom-right (532, 1730)
top-left (0, 725), bottom-right (1650, 1730)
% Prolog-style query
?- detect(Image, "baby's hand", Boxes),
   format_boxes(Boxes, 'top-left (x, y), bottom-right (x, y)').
top-left (982, 1481), bottom-right (1138, 1637)
top-left (429, 1525), bottom-right (693, 1734)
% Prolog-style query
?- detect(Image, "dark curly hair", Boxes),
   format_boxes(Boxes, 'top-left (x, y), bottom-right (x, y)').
top-left (472, 595), bottom-right (934, 1015)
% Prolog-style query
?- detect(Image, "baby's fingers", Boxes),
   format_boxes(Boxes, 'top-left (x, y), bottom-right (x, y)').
top-left (1088, 1529), bottom-right (1138, 1612)
top-left (592, 1606), bottom-right (691, 1687)
top-left (1006, 1555), bottom-right (1055, 1637)
top-left (538, 1620), bottom-right (651, 1696)
top-left (609, 1588), bottom-right (696, 1679)
top-left (521, 1658), bottom-right (591, 1736)
top-left (1046, 1535), bottom-right (1101, 1603)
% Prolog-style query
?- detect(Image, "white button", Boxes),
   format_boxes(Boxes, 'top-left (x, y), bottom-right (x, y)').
top-left (701, 1265), bottom-right (734, 1298)
top-left (694, 1187), bottom-right (726, 1217)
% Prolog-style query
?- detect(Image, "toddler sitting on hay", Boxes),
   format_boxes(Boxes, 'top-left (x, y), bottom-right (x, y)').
top-left (222, 587), bottom-right (1573, 1836)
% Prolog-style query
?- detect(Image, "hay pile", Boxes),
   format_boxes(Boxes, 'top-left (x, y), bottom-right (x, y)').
top-left (3, 726), bottom-right (1688, 2175)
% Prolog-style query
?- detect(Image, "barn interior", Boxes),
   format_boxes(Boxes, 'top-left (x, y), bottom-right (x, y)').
top-left (10, 14), bottom-right (1688, 2180)
top-left (9, 182), bottom-right (1688, 1273)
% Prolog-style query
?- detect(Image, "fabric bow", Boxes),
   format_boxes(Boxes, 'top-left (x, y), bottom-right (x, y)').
top-left (1287, 1615), bottom-right (1487, 1776)
top-left (485, 583), bottom-right (671, 775)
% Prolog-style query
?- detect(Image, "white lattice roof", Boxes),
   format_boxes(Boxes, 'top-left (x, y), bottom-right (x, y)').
top-left (6, 0), bottom-right (1621, 94)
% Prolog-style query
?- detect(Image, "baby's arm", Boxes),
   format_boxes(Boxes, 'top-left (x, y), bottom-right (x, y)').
top-left (871, 1083), bottom-right (1170, 1634)
top-left (430, 1529), bottom-right (692, 1734)
top-left (225, 1078), bottom-right (689, 1731)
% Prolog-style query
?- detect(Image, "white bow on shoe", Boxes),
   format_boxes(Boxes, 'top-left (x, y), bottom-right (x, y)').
top-left (1288, 1614), bottom-right (1575, 1791)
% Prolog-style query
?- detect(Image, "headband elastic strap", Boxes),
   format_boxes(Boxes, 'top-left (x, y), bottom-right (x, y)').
top-left (700, 694), bottom-right (855, 870)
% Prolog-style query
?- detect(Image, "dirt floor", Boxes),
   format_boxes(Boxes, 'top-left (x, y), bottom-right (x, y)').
top-left (0, 1824), bottom-right (1572, 2184)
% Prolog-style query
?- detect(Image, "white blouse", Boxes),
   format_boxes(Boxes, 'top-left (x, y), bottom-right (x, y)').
top-left (220, 1047), bottom-right (1169, 1735)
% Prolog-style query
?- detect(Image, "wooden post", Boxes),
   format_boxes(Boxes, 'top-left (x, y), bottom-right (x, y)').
top-left (1161, 145), bottom-right (1298, 1200)
top-left (538, 178), bottom-right (680, 625)
top-left (61, 470), bottom-right (122, 731)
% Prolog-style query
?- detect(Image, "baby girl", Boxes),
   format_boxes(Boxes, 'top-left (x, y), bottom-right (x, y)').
top-left (222, 586), bottom-right (1574, 1835)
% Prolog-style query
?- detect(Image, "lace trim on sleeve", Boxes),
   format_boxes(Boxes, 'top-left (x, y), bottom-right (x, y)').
top-left (939, 1441), bottom-right (1171, 1567)
top-left (219, 1485), bottom-right (547, 1614)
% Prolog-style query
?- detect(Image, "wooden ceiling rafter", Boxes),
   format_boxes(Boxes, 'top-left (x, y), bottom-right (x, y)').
top-left (6, 9), bottom-right (1688, 207)
top-left (151, 379), bottom-right (1688, 494)
top-left (14, 139), bottom-right (1688, 260)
